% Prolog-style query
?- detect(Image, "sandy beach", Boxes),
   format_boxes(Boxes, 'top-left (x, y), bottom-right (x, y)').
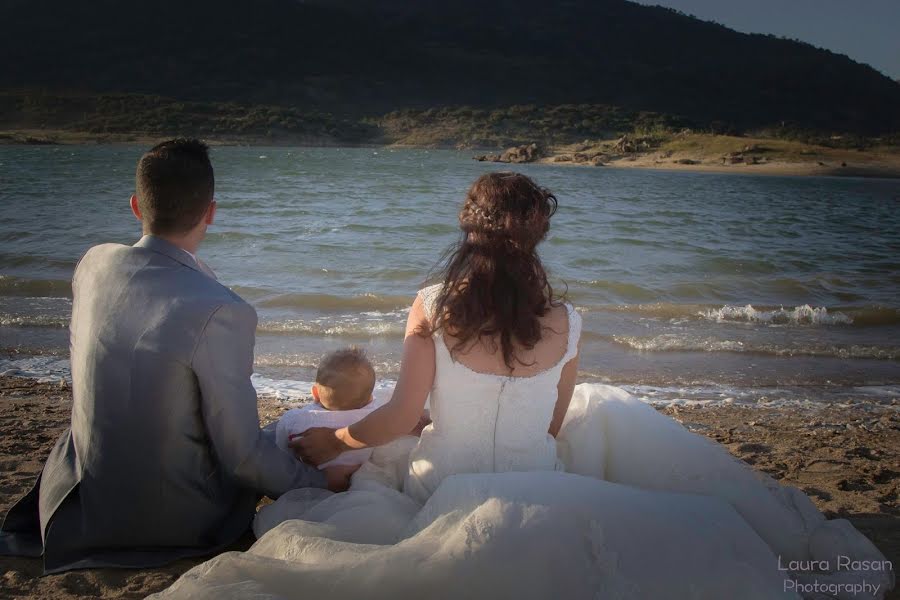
top-left (538, 134), bottom-right (900, 179)
top-left (589, 155), bottom-right (900, 179)
top-left (0, 375), bottom-right (897, 599)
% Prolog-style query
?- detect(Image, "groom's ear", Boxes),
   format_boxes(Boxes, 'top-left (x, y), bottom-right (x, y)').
top-left (205, 200), bottom-right (217, 226)
top-left (130, 195), bottom-right (143, 222)
top-left (311, 384), bottom-right (320, 401)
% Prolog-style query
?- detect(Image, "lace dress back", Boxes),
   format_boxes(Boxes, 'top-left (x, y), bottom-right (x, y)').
top-left (405, 284), bottom-right (582, 502)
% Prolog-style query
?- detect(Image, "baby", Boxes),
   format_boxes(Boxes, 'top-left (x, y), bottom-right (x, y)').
top-left (275, 347), bottom-right (381, 469)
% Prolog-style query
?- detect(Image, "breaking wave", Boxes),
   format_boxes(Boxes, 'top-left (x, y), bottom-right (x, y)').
top-left (257, 312), bottom-right (406, 338)
top-left (698, 304), bottom-right (852, 325)
top-left (0, 275), bottom-right (71, 298)
top-left (0, 313), bottom-right (70, 328)
top-left (612, 334), bottom-right (899, 360)
top-left (584, 302), bottom-right (899, 327)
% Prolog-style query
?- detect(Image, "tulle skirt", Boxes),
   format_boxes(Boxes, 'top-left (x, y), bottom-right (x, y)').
top-left (150, 384), bottom-right (893, 600)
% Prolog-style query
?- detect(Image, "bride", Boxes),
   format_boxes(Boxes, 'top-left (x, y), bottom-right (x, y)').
top-left (153, 173), bottom-right (893, 599)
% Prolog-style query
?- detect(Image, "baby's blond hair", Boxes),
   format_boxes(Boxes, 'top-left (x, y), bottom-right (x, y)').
top-left (315, 347), bottom-right (376, 410)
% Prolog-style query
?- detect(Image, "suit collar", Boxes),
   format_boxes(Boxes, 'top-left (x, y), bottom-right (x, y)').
top-left (134, 235), bottom-right (203, 273)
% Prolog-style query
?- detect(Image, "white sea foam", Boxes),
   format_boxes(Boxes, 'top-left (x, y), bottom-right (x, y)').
top-left (251, 375), bottom-right (397, 404)
top-left (251, 374), bottom-right (315, 402)
top-left (621, 384), bottom-right (900, 409)
top-left (257, 312), bottom-right (405, 337)
top-left (2, 355), bottom-right (896, 409)
top-left (0, 355), bottom-right (71, 383)
top-left (699, 304), bottom-right (853, 325)
top-left (0, 355), bottom-right (402, 404)
top-left (612, 334), bottom-right (898, 360)
top-left (0, 313), bottom-right (70, 328)
top-left (615, 335), bottom-right (746, 353)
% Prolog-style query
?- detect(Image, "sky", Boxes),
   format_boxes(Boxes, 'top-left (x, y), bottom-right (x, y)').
top-left (631, 0), bottom-right (900, 79)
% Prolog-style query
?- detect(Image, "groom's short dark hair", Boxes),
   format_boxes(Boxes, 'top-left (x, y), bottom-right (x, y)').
top-left (135, 138), bottom-right (214, 235)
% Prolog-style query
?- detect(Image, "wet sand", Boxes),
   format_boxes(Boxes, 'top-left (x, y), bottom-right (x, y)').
top-left (1, 376), bottom-right (897, 599)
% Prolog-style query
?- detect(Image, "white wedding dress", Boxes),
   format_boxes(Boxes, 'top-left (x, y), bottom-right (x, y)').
top-left (151, 286), bottom-right (893, 600)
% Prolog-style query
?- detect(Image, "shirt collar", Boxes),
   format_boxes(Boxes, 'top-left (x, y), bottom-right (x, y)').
top-left (133, 235), bottom-right (203, 273)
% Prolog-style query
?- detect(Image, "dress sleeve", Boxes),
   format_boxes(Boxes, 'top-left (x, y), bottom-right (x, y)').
top-left (562, 303), bottom-right (582, 363)
top-left (417, 283), bottom-right (443, 322)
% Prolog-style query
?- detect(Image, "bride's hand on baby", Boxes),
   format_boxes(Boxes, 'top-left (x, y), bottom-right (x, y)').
top-left (322, 463), bottom-right (359, 493)
top-left (409, 409), bottom-right (431, 437)
top-left (290, 427), bottom-right (347, 466)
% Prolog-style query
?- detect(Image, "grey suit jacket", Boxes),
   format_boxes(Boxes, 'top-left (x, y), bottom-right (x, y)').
top-left (0, 235), bottom-right (325, 573)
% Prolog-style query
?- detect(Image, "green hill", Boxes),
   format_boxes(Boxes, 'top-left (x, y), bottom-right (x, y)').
top-left (1, 0), bottom-right (898, 136)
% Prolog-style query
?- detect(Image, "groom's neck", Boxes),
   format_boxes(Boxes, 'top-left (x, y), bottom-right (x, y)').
top-left (146, 230), bottom-right (203, 256)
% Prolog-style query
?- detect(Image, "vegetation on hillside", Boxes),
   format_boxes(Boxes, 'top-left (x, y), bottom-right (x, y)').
top-left (1, 0), bottom-right (898, 135)
top-left (0, 93), bottom-right (375, 143)
top-left (375, 105), bottom-right (689, 148)
top-left (3, 92), bottom-right (899, 154)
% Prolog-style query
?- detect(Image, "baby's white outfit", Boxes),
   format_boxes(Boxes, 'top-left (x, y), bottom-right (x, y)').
top-left (275, 399), bottom-right (382, 469)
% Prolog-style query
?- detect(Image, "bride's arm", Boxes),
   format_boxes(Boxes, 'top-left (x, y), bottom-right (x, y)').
top-left (548, 347), bottom-right (579, 438)
top-left (292, 295), bottom-right (434, 465)
top-left (342, 295), bottom-right (434, 446)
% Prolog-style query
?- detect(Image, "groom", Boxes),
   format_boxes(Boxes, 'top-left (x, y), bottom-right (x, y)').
top-left (0, 138), bottom-right (352, 573)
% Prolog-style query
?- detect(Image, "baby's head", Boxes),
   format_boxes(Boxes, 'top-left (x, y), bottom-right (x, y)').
top-left (312, 347), bottom-right (375, 411)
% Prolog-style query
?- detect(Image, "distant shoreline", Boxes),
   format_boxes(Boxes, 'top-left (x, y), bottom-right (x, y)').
top-left (545, 155), bottom-right (900, 180)
top-left (535, 134), bottom-right (900, 179)
top-left (3, 129), bottom-right (899, 179)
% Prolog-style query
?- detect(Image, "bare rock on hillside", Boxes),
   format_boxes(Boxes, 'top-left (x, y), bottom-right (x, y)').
top-left (612, 134), bottom-right (656, 154)
top-left (500, 143), bottom-right (543, 163)
top-left (613, 135), bottom-right (635, 153)
top-left (473, 143), bottom-right (543, 164)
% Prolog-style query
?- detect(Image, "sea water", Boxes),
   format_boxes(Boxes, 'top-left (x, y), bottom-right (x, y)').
top-left (1, 145), bottom-right (898, 405)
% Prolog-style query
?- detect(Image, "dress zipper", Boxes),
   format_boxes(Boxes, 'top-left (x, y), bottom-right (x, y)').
top-left (492, 379), bottom-right (508, 471)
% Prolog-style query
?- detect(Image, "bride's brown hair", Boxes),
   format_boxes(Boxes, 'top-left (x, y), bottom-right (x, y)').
top-left (424, 172), bottom-right (562, 370)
